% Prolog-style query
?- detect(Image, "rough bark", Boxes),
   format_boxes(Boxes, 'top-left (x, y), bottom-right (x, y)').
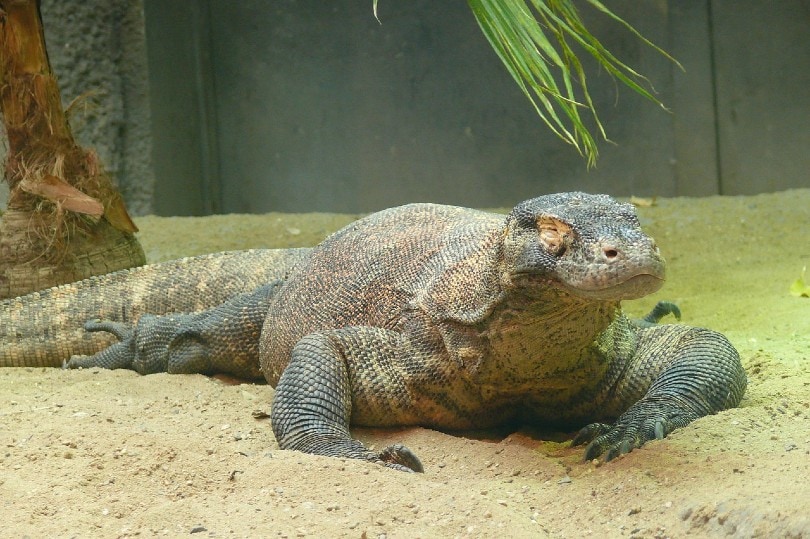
top-left (0, 0), bottom-right (145, 299)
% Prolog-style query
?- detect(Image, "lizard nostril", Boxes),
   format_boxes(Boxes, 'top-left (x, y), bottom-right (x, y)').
top-left (602, 247), bottom-right (619, 260)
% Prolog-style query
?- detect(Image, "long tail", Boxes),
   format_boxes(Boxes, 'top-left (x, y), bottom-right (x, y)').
top-left (0, 248), bottom-right (310, 367)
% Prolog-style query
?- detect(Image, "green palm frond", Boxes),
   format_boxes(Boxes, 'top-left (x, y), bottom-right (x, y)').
top-left (468, 0), bottom-right (678, 166)
top-left (374, 0), bottom-right (679, 166)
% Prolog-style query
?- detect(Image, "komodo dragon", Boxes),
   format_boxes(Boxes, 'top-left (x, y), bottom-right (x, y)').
top-left (0, 192), bottom-right (747, 472)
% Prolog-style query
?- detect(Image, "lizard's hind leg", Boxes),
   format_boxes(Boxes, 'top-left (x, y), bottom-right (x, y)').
top-left (67, 282), bottom-right (281, 380)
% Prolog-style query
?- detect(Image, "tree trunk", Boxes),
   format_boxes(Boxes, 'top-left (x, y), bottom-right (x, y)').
top-left (0, 0), bottom-right (145, 299)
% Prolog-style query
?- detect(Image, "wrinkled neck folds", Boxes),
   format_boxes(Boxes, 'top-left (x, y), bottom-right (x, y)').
top-left (464, 277), bottom-right (621, 394)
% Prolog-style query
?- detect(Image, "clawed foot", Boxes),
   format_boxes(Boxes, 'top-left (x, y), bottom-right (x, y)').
top-left (64, 353), bottom-right (99, 370)
top-left (571, 401), bottom-right (696, 461)
top-left (64, 320), bottom-right (136, 371)
top-left (375, 443), bottom-right (423, 473)
top-left (571, 421), bottom-right (664, 461)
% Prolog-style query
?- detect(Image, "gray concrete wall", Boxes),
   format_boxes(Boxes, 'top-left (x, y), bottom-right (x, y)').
top-left (0, 0), bottom-right (154, 215)
top-left (147, 0), bottom-right (691, 215)
top-left (214, 1), bottom-right (682, 213)
top-left (144, 0), bottom-right (810, 216)
top-left (143, 1), bottom-right (219, 216)
top-left (711, 0), bottom-right (810, 194)
top-left (3, 1), bottom-right (809, 216)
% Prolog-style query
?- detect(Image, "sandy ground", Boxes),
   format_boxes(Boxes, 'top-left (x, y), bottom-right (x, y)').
top-left (2, 189), bottom-right (809, 538)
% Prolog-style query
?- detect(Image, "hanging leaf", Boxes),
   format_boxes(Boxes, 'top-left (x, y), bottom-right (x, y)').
top-left (466, 0), bottom-right (678, 166)
top-left (374, 1), bottom-right (678, 165)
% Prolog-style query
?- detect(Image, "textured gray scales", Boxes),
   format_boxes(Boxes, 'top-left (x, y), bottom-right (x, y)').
top-left (0, 193), bottom-right (747, 471)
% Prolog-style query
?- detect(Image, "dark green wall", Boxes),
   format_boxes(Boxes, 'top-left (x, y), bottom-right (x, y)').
top-left (143, 0), bottom-right (810, 215)
top-left (711, 1), bottom-right (810, 194)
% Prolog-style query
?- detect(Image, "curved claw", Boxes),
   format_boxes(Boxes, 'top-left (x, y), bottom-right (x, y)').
top-left (65, 340), bottom-right (135, 371)
top-left (571, 422), bottom-right (611, 447)
top-left (653, 419), bottom-right (666, 440)
top-left (63, 354), bottom-right (89, 370)
top-left (636, 301), bottom-right (682, 327)
top-left (585, 430), bottom-right (640, 462)
top-left (376, 444), bottom-right (424, 473)
top-left (578, 409), bottom-right (691, 461)
top-left (603, 439), bottom-right (634, 461)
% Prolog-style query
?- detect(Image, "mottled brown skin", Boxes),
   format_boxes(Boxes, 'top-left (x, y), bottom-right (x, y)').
top-left (262, 194), bottom-right (745, 469)
top-left (0, 249), bottom-right (308, 367)
top-left (0, 193), bottom-right (747, 471)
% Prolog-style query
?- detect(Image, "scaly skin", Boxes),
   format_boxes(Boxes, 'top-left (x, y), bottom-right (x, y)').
top-left (0, 249), bottom-right (308, 367)
top-left (1, 193), bottom-right (747, 471)
top-left (68, 283), bottom-right (282, 379)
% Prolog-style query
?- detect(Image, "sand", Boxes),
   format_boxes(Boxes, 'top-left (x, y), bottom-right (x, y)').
top-left (2, 189), bottom-right (809, 538)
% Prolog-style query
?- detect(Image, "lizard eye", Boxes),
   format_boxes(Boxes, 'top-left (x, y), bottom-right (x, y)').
top-left (537, 216), bottom-right (572, 257)
top-left (539, 228), bottom-right (566, 256)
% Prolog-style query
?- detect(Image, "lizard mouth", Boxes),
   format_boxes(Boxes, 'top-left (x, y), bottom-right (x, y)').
top-left (560, 272), bottom-right (665, 300)
top-left (512, 266), bottom-right (665, 301)
top-left (552, 248), bottom-right (667, 300)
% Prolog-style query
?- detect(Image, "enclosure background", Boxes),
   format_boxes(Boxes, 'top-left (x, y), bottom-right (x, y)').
top-left (1, 0), bottom-right (808, 215)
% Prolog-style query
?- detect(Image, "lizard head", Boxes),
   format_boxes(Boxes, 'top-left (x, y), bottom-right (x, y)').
top-left (502, 192), bottom-right (665, 301)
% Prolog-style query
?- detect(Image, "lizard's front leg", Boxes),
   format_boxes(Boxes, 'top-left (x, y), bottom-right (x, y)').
top-left (573, 324), bottom-right (747, 461)
top-left (270, 327), bottom-right (425, 472)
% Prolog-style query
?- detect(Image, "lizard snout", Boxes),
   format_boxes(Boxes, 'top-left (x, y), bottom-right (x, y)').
top-left (596, 237), bottom-right (659, 265)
